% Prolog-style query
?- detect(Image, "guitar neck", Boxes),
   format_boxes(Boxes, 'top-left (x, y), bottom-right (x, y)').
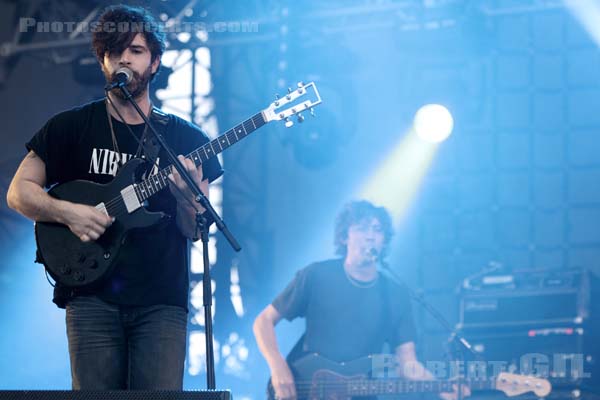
top-left (134, 111), bottom-right (266, 201)
top-left (346, 379), bottom-right (494, 397)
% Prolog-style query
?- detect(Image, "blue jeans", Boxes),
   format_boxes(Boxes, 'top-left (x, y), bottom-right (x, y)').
top-left (65, 295), bottom-right (187, 390)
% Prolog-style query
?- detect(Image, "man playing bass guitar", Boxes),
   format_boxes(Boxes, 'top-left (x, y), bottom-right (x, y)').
top-left (254, 200), bottom-right (470, 400)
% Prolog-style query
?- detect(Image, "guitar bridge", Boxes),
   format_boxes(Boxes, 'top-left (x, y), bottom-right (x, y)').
top-left (95, 202), bottom-right (108, 216)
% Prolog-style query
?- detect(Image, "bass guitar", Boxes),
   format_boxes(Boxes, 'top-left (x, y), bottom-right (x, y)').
top-left (267, 353), bottom-right (552, 400)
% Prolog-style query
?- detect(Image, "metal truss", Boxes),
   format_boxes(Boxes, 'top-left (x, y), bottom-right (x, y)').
top-left (0, 0), bottom-right (570, 64)
top-left (0, 1), bottom-right (102, 61)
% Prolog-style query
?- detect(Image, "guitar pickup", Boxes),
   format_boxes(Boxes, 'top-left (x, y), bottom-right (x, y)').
top-left (121, 185), bottom-right (142, 213)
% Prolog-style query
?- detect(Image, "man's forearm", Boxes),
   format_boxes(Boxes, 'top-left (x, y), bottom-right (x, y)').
top-left (7, 180), bottom-right (69, 224)
top-left (253, 314), bottom-right (287, 369)
top-left (173, 177), bottom-right (210, 239)
top-left (176, 203), bottom-right (199, 239)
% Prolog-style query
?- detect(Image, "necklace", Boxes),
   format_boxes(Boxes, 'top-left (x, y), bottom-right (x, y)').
top-left (105, 98), bottom-right (151, 157)
top-left (344, 267), bottom-right (379, 289)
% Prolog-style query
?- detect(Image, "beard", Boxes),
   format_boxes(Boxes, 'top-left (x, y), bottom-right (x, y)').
top-left (104, 64), bottom-right (153, 100)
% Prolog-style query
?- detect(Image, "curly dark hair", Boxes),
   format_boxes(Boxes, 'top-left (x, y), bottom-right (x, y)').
top-left (92, 5), bottom-right (166, 79)
top-left (334, 200), bottom-right (394, 257)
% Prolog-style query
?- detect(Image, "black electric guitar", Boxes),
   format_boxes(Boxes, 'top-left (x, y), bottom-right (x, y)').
top-left (35, 82), bottom-right (322, 288)
top-left (267, 353), bottom-right (552, 400)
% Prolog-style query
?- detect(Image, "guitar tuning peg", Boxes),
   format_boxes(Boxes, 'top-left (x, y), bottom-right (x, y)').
top-left (297, 81), bottom-right (304, 88)
top-left (287, 87), bottom-right (292, 93)
top-left (286, 87), bottom-right (292, 100)
top-left (297, 113), bottom-right (304, 123)
top-left (310, 108), bottom-right (316, 117)
top-left (285, 117), bottom-right (294, 128)
top-left (274, 94), bottom-right (280, 107)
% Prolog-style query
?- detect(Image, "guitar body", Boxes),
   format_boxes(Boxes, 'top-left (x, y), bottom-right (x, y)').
top-left (267, 354), bottom-right (373, 400)
top-left (292, 354), bottom-right (372, 378)
top-left (35, 158), bottom-right (167, 288)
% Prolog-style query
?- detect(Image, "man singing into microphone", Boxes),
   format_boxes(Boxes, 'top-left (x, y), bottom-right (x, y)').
top-left (6, 5), bottom-right (222, 389)
top-left (254, 200), bottom-right (469, 400)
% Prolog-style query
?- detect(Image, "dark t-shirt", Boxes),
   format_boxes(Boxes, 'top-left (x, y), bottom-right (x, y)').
top-left (26, 99), bottom-right (223, 309)
top-left (272, 259), bottom-right (417, 363)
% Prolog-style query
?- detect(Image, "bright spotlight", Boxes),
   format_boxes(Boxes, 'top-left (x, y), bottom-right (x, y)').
top-left (413, 104), bottom-right (454, 143)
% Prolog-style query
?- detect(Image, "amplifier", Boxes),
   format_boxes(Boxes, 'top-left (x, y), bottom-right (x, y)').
top-left (457, 268), bottom-right (600, 392)
top-left (461, 325), bottom-right (598, 389)
top-left (458, 269), bottom-right (591, 329)
top-left (0, 391), bottom-right (232, 400)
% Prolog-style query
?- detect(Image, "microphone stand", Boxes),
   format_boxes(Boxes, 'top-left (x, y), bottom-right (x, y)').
top-left (379, 263), bottom-right (482, 400)
top-left (115, 84), bottom-right (241, 390)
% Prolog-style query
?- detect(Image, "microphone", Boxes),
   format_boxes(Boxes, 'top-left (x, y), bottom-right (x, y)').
top-left (104, 67), bottom-right (133, 91)
top-left (368, 248), bottom-right (379, 261)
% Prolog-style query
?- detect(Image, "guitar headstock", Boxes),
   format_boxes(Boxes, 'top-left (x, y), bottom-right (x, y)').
top-left (495, 372), bottom-right (552, 397)
top-left (262, 81), bottom-right (322, 127)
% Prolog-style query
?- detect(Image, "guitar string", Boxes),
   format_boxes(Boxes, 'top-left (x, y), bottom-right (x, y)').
top-left (288, 381), bottom-right (460, 388)
top-left (95, 114), bottom-right (262, 212)
top-left (285, 384), bottom-right (473, 398)
top-left (98, 156), bottom-right (198, 217)
top-left (288, 384), bottom-right (456, 398)
top-left (97, 89), bottom-right (315, 216)
top-left (284, 384), bottom-right (498, 399)
top-left (289, 379), bottom-right (492, 384)
top-left (94, 114), bottom-right (264, 218)
top-left (284, 380), bottom-right (485, 391)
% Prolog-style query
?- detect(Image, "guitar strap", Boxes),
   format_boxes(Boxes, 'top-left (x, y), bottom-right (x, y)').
top-left (380, 272), bottom-right (392, 345)
top-left (138, 107), bottom-right (171, 169)
top-left (285, 333), bottom-right (308, 366)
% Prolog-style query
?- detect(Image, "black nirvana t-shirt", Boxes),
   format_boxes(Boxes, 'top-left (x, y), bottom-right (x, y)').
top-left (272, 259), bottom-right (417, 363)
top-left (26, 99), bottom-right (223, 309)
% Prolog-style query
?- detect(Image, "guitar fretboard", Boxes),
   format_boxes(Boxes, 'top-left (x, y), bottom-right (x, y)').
top-left (134, 112), bottom-right (266, 202)
top-left (346, 379), bottom-right (495, 396)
